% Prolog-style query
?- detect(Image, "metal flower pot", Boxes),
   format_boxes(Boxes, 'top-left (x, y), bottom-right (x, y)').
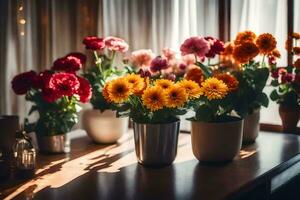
top-left (133, 119), bottom-right (180, 167)
top-left (37, 134), bottom-right (70, 154)
top-left (191, 118), bottom-right (243, 162)
top-left (243, 108), bottom-right (260, 144)
top-left (82, 109), bottom-right (128, 144)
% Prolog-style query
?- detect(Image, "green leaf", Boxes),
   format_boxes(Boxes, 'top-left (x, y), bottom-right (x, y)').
top-left (195, 104), bottom-right (213, 122)
top-left (196, 61), bottom-right (212, 78)
top-left (270, 90), bottom-right (279, 101)
top-left (257, 92), bottom-right (269, 107)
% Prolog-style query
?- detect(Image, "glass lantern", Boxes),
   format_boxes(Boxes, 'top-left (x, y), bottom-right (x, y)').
top-left (13, 130), bottom-right (36, 179)
top-left (0, 149), bottom-right (10, 181)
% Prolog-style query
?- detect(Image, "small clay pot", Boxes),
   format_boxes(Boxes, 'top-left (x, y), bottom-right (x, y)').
top-left (279, 104), bottom-right (300, 133)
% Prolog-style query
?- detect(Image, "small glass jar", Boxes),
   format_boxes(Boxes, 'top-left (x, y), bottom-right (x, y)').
top-left (13, 130), bottom-right (36, 179)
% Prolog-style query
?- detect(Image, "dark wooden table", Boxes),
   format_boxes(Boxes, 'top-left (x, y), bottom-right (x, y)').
top-left (1, 130), bottom-right (300, 200)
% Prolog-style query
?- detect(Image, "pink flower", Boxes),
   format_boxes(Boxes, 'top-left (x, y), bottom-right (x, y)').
top-left (181, 54), bottom-right (196, 66)
top-left (180, 36), bottom-right (210, 58)
top-left (204, 36), bottom-right (224, 58)
top-left (130, 49), bottom-right (155, 67)
top-left (150, 56), bottom-right (168, 72)
top-left (83, 36), bottom-right (105, 50)
top-left (104, 36), bottom-right (129, 53)
top-left (162, 48), bottom-right (176, 61)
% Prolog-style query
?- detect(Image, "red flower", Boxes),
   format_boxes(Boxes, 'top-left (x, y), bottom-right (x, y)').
top-left (42, 88), bottom-right (59, 103)
top-left (204, 36), bottom-right (225, 58)
top-left (281, 73), bottom-right (294, 83)
top-left (271, 69), bottom-right (279, 78)
top-left (104, 36), bottom-right (129, 53)
top-left (11, 71), bottom-right (38, 95)
top-left (150, 56), bottom-right (168, 72)
top-left (268, 56), bottom-right (277, 65)
top-left (45, 72), bottom-right (80, 98)
top-left (76, 76), bottom-right (92, 103)
top-left (180, 36), bottom-right (210, 58)
top-left (138, 68), bottom-right (152, 77)
top-left (66, 52), bottom-right (87, 64)
top-left (83, 36), bottom-right (105, 50)
top-left (52, 56), bottom-right (82, 72)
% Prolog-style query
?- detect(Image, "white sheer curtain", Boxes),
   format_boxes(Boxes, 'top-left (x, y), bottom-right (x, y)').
top-left (295, 0), bottom-right (300, 33)
top-left (101, 0), bottom-right (218, 54)
top-left (231, 0), bottom-right (288, 125)
top-left (1, 0), bottom-right (219, 126)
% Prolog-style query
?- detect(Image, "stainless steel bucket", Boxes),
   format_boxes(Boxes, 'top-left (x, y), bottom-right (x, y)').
top-left (133, 119), bottom-right (180, 166)
top-left (37, 134), bottom-right (70, 154)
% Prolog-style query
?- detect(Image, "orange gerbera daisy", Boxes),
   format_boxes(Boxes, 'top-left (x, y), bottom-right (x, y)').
top-left (142, 86), bottom-right (166, 111)
top-left (102, 83), bottom-right (111, 103)
top-left (185, 67), bottom-right (205, 85)
top-left (124, 74), bottom-right (145, 95)
top-left (178, 79), bottom-right (203, 99)
top-left (292, 32), bottom-right (300, 40)
top-left (221, 42), bottom-right (234, 56)
top-left (232, 42), bottom-right (259, 64)
top-left (234, 31), bottom-right (256, 45)
top-left (214, 73), bottom-right (239, 92)
top-left (107, 78), bottom-right (131, 103)
top-left (293, 47), bottom-right (300, 55)
top-left (268, 49), bottom-right (281, 58)
top-left (155, 79), bottom-right (174, 89)
top-left (285, 38), bottom-right (293, 52)
top-left (164, 84), bottom-right (188, 108)
top-left (256, 33), bottom-right (277, 54)
top-left (201, 78), bottom-right (229, 100)
top-left (294, 58), bottom-right (300, 69)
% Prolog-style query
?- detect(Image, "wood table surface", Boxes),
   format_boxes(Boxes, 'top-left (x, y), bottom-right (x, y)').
top-left (1, 130), bottom-right (300, 200)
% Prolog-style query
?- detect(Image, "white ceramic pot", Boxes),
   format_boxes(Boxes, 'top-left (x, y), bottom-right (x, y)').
top-left (82, 109), bottom-right (128, 144)
top-left (191, 118), bottom-right (243, 162)
top-left (243, 108), bottom-right (260, 144)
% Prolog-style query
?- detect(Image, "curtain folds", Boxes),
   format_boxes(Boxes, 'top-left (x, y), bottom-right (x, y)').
top-left (0, 0), bottom-right (219, 120)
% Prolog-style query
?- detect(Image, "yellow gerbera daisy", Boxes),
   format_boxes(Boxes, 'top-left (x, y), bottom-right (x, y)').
top-left (124, 74), bottom-right (145, 95)
top-left (107, 78), bottom-right (131, 103)
top-left (201, 78), bottom-right (229, 100)
top-left (178, 79), bottom-right (203, 99)
top-left (155, 79), bottom-right (174, 89)
top-left (142, 86), bottom-right (166, 111)
top-left (165, 84), bottom-right (188, 108)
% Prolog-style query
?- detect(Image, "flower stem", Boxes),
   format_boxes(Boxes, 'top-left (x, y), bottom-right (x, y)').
top-left (93, 51), bottom-right (102, 73)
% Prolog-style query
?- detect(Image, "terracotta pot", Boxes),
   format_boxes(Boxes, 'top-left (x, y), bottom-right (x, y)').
top-left (243, 108), bottom-right (260, 144)
top-left (82, 109), bottom-right (128, 144)
top-left (133, 119), bottom-right (180, 167)
top-left (279, 104), bottom-right (300, 133)
top-left (191, 118), bottom-right (243, 162)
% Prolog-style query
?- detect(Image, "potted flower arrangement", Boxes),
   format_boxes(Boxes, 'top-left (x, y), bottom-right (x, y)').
top-left (102, 72), bottom-right (201, 166)
top-left (81, 36), bottom-right (130, 144)
top-left (11, 53), bottom-right (92, 153)
top-left (179, 36), bottom-right (243, 162)
top-left (270, 32), bottom-right (300, 133)
top-left (220, 31), bottom-right (279, 143)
